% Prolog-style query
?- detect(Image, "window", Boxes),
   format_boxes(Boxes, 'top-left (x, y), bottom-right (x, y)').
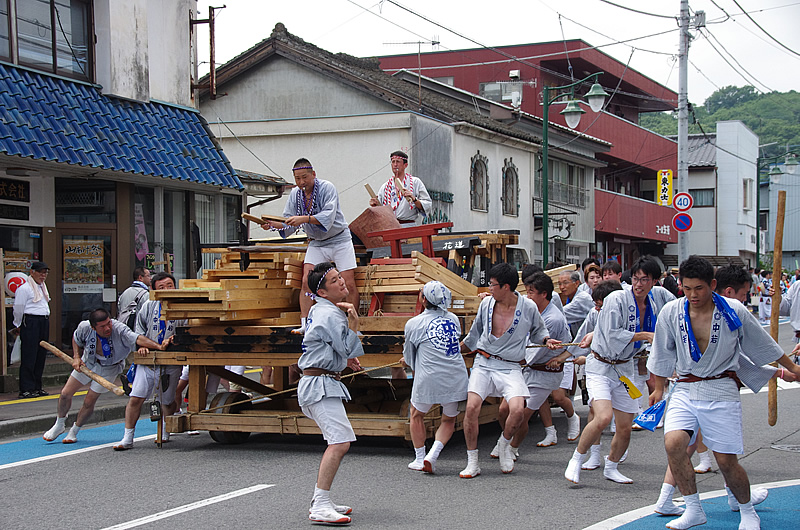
top-left (470, 151), bottom-right (489, 212)
top-left (433, 76), bottom-right (454, 86)
top-left (688, 188), bottom-right (715, 207)
top-left (742, 179), bottom-right (753, 210)
top-left (479, 81), bottom-right (523, 104)
top-left (544, 159), bottom-right (588, 208)
top-left (9, 0), bottom-right (91, 81)
top-left (501, 157), bottom-right (519, 216)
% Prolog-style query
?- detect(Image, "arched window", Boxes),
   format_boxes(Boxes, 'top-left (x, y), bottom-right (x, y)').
top-left (470, 151), bottom-right (489, 212)
top-left (502, 157), bottom-right (519, 216)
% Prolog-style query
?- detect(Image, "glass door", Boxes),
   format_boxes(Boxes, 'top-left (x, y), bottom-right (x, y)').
top-left (56, 231), bottom-right (115, 351)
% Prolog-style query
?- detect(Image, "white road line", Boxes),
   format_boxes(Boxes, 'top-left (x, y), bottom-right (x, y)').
top-left (583, 479), bottom-right (800, 529)
top-left (0, 434), bottom-right (156, 471)
top-left (100, 484), bottom-right (274, 530)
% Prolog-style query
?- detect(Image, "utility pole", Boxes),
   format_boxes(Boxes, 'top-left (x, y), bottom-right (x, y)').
top-left (677, 0), bottom-right (690, 264)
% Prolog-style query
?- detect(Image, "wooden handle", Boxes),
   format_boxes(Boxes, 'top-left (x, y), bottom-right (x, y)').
top-left (241, 212), bottom-right (263, 224)
top-left (364, 183), bottom-right (377, 199)
top-left (768, 190), bottom-right (786, 427)
top-left (39, 341), bottom-right (125, 396)
top-left (241, 213), bottom-right (288, 225)
top-left (394, 178), bottom-right (414, 205)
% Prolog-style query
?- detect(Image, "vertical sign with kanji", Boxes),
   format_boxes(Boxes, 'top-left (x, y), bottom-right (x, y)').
top-left (657, 169), bottom-right (673, 206)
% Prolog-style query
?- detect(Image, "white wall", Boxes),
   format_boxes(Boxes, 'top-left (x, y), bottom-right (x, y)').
top-left (94, 0), bottom-right (150, 102)
top-left (148, 0), bottom-right (194, 107)
top-left (716, 121), bottom-right (758, 259)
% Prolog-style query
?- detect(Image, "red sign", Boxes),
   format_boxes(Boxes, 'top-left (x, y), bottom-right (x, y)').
top-left (673, 192), bottom-right (693, 212)
top-left (672, 212), bottom-right (693, 232)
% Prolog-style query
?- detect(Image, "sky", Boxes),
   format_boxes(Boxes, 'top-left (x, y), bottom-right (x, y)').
top-left (194, 0), bottom-right (799, 108)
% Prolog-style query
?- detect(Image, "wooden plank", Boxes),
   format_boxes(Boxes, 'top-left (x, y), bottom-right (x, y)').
top-left (359, 316), bottom-right (413, 332)
top-left (412, 251), bottom-right (478, 296)
top-left (207, 288), bottom-right (296, 302)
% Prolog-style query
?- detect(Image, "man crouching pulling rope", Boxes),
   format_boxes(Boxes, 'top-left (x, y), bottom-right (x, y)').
top-left (299, 262), bottom-right (364, 525)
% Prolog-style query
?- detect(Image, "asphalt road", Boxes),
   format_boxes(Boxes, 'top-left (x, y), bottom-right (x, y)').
top-left (1, 321), bottom-right (798, 530)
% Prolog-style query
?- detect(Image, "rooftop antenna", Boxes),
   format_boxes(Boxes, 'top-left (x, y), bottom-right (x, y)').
top-left (384, 38), bottom-right (440, 110)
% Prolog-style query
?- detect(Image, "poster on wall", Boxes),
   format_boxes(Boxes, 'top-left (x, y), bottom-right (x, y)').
top-left (134, 203), bottom-right (150, 261)
top-left (63, 240), bottom-right (104, 294)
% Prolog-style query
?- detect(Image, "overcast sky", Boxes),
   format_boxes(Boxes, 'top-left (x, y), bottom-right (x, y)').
top-left (195, 0), bottom-right (799, 107)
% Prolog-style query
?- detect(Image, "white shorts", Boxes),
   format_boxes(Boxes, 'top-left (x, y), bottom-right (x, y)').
top-left (71, 363), bottom-right (125, 394)
top-left (301, 397), bottom-right (356, 445)
top-left (585, 373), bottom-right (640, 414)
top-left (180, 365), bottom-right (189, 381)
top-left (526, 387), bottom-right (554, 411)
top-left (130, 365), bottom-right (182, 405)
top-left (304, 239), bottom-right (357, 271)
top-left (468, 367), bottom-right (530, 401)
top-left (411, 400), bottom-right (460, 418)
top-left (559, 363), bottom-right (575, 390)
top-left (664, 387), bottom-right (744, 454)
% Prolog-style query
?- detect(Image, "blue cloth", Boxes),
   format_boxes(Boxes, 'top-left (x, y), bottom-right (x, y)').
top-left (685, 292), bottom-right (743, 362)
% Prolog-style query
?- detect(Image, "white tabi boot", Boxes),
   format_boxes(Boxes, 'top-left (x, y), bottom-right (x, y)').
top-left (537, 425), bottom-right (557, 447)
top-left (565, 449), bottom-right (586, 484)
top-left (567, 412), bottom-right (581, 441)
top-left (582, 443), bottom-right (602, 470)
top-left (490, 435), bottom-right (502, 458)
top-left (603, 456), bottom-right (633, 484)
top-left (62, 423), bottom-right (81, 444)
top-left (693, 450), bottom-right (713, 473)
top-left (727, 486), bottom-right (768, 511)
top-left (423, 440), bottom-right (444, 474)
top-left (737, 502), bottom-right (761, 530)
top-left (309, 487), bottom-right (351, 525)
top-left (497, 435), bottom-right (515, 473)
top-left (291, 317), bottom-right (307, 335)
top-left (43, 417), bottom-right (66, 441)
top-left (655, 483), bottom-right (685, 516)
top-left (408, 446), bottom-right (425, 471)
top-left (459, 449), bottom-right (481, 479)
top-left (665, 493), bottom-right (707, 530)
top-left (310, 485), bottom-right (352, 517)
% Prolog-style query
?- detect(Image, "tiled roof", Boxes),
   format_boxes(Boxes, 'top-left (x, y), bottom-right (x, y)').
top-left (0, 63), bottom-right (242, 189)
top-left (686, 134), bottom-right (716, 167)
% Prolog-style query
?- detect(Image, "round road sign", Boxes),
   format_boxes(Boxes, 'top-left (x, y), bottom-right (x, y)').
top-left (673, 192), bottom-right (693, 211)
top-left (672, 212), bottom-right (693, 232)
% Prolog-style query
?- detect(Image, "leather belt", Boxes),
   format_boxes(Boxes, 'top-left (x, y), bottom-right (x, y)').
top-left (477, 349), bottom-right (526, 366)
top-left (398, 219), bottom-right (416, 225)
top-left (591, 351), bottom-right (629, 365)
top-left (677, 370), bottom-right (739, 384)
top-left (525, 362), bottom-right (564, 373)
top-left (302, 368), bottom-right (342, 381)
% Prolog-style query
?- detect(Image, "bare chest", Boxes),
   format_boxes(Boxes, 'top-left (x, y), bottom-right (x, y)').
top-left (689, 311), bottom-right (714, 353)
top-left (491, 304), bottom-right (516, 338)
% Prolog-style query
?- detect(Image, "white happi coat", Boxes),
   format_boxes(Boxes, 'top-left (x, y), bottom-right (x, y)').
top-left (587, 286), bottom-right (675, 380)
top-left (376, 173), bottom-right (432, 225)
top-left (403, 307), bottom-right (468, 405)
top-left (463, 293), bottom-right (549, 372)
top-left (648, 296), bottom-right (783, 401)
top-left (297, 297), bottom-right (364, 407)
top-left (779, 280), bottom-right (800, 336)
top-left (73, 319), bottom-right (139, 370)
top-left (563, 290), bottom-right (594, 325)
top-left (279, 178), bottom-right (352, 248)
top-left (567, 307), bottom-right (600, 358)
top-left (524, 300), bottom-right (572, 390)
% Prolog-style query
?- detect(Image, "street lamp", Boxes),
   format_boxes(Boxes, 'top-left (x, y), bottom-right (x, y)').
top-left (541, 74), bottom-right (608, 265)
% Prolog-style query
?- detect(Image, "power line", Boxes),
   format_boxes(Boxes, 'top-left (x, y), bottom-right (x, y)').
top-left (730, 0), bottom-right (800, 58)
top-left (689, 59), bottom-right (721, 92)
top-left (598, 0), bottom-right (676, 20)
top-left (698, 28), bottom-right (773, 93)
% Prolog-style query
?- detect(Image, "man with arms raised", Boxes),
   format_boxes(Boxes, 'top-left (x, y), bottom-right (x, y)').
top-left (648, 256), bottom-right (800, 530)
top-left (459, 263), bottom-right (560, 478)
top-left (263, 159), bottom-right (359, 334)
top-left (369, 150), bottom-right (431, 225)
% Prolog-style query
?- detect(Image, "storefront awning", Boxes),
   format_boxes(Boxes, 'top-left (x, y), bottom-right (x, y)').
top-left (0, 63), bottom-right (242, 190)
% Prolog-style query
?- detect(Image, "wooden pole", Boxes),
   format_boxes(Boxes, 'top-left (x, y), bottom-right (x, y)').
top-left (768, 190), bottom-right (786, 426)
top-left (39, 341), bottom-right (125, 396)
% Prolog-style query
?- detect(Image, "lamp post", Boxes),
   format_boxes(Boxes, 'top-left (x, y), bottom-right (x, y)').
top-left (755, 152), bottom-right (798, 267)
top-left (541, 73), bottom-right (608, 266)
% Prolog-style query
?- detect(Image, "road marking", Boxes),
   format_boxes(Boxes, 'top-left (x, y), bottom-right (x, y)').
top-left (0, 434), bottom-right (156, 471)
top-left (100, 484), bottom-right (275, 529)
top-left (0, 390), bottom-right (88, 405)
top-left (583, 479), bottom-right (800, 529)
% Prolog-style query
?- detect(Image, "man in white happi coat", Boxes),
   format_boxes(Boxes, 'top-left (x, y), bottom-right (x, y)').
top-left (459, 263), bottom-right (561, 478)
top-left (402, 281), bottom-right (468, 474)
top-left (113, 272), bottom-right (186, 450)
top-left (262, 158), bottom-right (359, 334)
top-left (560, 270), bottom-right (595, 337)
top-left (648, 256), bottom-right (800, 530)
top-left (299, 262), bottom-right (364, 525)
top-left (490, 272), bottom-right (574, 459)
top-left (369, 150), bottom-right (431, 226)
top-left (565, 255), bottom-right (675, 485)
top-left (779, 273), bottom-right (800, 353)
top-left (42, 308), bottom-right (166, 444)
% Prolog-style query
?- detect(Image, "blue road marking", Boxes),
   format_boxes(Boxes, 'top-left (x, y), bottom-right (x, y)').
top-left (0, 419), bottom-right (158, 467)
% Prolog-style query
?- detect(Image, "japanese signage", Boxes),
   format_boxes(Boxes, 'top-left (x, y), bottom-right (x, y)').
top-left (657, 169), bottom-right (673, 206)
top-left (0, 203), bottom-right (29, 220)
top-left (0, 177), bottom-right (30, 202)
top-left (63, 240), bottom-right (104, 294)
top-left (145, 253), bottom-right (174, 273)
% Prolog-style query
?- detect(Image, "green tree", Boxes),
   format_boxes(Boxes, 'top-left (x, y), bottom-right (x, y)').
top-left (704, 85), bottom-right (758, 114)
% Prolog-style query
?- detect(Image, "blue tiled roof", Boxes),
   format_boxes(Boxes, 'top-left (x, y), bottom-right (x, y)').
top-left (0, 63), bottom-right (243, 190)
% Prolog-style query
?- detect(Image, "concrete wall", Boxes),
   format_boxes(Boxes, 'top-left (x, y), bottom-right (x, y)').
top-left (148, 0), bottom-right (193, 107)
top-left (716, 121), bottom-right (758, 261)
top-left (94, 0), bottom-right (150, 102)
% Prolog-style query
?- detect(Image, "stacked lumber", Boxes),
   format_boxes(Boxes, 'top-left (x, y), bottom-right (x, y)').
top-left (515, 262), bottom-right (577, 295)
top-left (152, 253), bottom-right (304, 322)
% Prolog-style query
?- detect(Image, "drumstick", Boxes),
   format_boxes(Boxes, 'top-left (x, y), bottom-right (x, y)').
top-left (394, 177), bottom-right (415, 205)
top-left (39, 341), bottom-right (125, 396)
top-left (365, 183), bottom-right (377, 199)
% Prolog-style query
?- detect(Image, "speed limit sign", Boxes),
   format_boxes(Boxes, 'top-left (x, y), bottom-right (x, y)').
top-left (673, 192), bottom-right (693, 212)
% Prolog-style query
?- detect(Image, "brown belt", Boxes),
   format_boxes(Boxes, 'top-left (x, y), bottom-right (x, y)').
top-left (398, 219), bottom-right (416, 225)
top-left (525, 362), bottom-right (564, 373)
top-left (591, 351), bottom-right (629, 365)
top-left (477, 349), bottom-right (526, 366)
top-left (302, 368), bottom-right (342, 381)
top-left (677, 370), bottom-right (739, 385)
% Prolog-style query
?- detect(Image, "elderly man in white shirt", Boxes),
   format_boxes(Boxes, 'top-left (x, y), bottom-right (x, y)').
top-left (12, 261), bottom-right (52, 398)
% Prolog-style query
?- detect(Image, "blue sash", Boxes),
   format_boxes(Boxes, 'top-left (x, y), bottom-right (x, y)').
top-left (633, 291), bottom-right (656, 350)
top-left (684, 293), bottom-right (742, 362)
top-left (98, 335), bottom-right (112, 359)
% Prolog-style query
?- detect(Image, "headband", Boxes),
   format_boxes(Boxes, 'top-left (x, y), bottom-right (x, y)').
top-left (293, 165), bottom-right (313, 170)
top-left (313, 267), bottom-right (336, 295)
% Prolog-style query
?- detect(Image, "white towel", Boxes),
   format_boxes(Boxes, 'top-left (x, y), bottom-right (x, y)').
top-left (29, 276), bottom-right (50, 303)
